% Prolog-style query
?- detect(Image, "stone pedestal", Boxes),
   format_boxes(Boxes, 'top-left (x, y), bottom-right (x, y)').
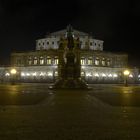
top-left (54, 51), bottom-right (88, 89)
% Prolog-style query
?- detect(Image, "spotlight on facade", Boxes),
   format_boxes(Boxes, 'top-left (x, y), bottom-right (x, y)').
top-left (5, 73), bottom-right (10, 76)
top-left (86, 73), bottom-right (92, 77)
top-left (21, 72), bottom-right (25, 76)
top-left (102, 73), bottom-right (106, 77)
top-left (94, 73), bottom-right (99, 77)
top-left (129, 74), bottom-right (133, 78)
top-left (123, 70), bottom-right (130, 86)
top-left (113, 74), bottom-right (118, 78)
top-left (26, 73), bottom-right (30, 76)
top-left (108, 74), bottom-right (112, 77)
top-left (138, 75), bottom-right (140, 81)
top-left (48, 72), bottom-right (53, 76)
top-left (40, 72), bottom-right (45, 76)
top-left (33, 72), bottom-right (37, 76)
top-left (54, 71), bottom-right (58, 76)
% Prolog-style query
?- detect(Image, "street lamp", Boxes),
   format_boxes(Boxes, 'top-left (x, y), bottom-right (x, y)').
top-left (10, 69), bottom-right (17, 75)
top-left (123, 70), bottom-right (130, 86)
top-left (10, 68), bottom-right (17, 84)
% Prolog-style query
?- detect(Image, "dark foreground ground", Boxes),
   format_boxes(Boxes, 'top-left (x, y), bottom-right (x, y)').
top-left (0, 83), bottom-right (140, 139)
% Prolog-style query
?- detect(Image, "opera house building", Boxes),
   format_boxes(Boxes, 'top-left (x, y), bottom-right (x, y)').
top-left (0, 26), bottom-right (139, 84)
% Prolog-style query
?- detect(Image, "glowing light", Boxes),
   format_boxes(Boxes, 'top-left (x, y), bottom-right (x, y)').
top-left (102, 73), bottom-right (106, 77)
top-left (113, 74), bottom-right (118, 78)
top-left (94, 73), bottom-right (99, 77)
top-left (48, 72), bottom-right (53, 76)
top-left (21, 72), bottom-right (25, 76)
top-left (108, 74), bottom-right (112, 77)
top-left (26, 73), bottom-right (30, 76)
top-left (138, 75), bottom-right (140, 78)
top-left (32, 72), bottom-right (37, 76)
top-left (55, 71), bottom-right (58, 76)
top-left (5, 73), bottom-right (10, 76)
top-left (123, 70), bottom-right (130, 76)
top-left (40, 72), bottom-right (45, 76)
top-left (129, 74), bottom-right (133, 78)
top-left (10, 69), bottom-right (17, 74)
top-left (86, 73), bottom-right (92, 77)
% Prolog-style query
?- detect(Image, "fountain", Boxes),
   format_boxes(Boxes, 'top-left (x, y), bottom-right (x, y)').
top-left (53, 25), bottom-right (88, 89)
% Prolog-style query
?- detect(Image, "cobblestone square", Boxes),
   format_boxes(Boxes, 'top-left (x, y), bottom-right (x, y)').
top-left (0, 84), bottom-right (140, 139)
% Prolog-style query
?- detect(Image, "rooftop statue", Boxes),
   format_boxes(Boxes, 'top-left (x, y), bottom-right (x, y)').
top-left (66, 25), bottom-right (74, 49)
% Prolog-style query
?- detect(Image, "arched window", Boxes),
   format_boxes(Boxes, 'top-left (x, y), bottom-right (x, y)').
top-left (54, 71), bottom-right (58, 76)
top-left (88, 57), bottom-right (92, 65)
top-left (47, 56), bottom-right (51, 65)
top-left (33, 57), bottom-right (38, 65)
top-left (40, 56), bottom-right (44, 65)
top-left (81, 71), bottom-right (85, 76)
top-left (28, 56), bottom-right (32, 65)
top-left (107, 58), bottom-right (111, 66)
top-left (81, 57), bottom-right (85, 65)
top-left (102, 58), bottom-right (106, 66)
top-left (95, 57), bottom-right (100, 65)
top-left (54, 56), bottom-right (58, 65)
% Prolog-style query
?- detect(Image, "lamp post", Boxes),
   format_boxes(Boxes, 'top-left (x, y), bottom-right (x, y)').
top-left (10, 68), bottom-right (17, 84)
top-left (123, 70), bottom-right (130, 86)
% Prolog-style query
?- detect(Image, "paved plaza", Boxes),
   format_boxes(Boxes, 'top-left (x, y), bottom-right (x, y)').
top-left (0, 83), bottom-right (140, 139)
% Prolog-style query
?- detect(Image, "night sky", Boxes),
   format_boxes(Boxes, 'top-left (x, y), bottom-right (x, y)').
top-left (0, 0), bottom-right (140, 67)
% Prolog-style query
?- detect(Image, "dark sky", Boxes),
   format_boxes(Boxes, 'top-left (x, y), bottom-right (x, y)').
top-left (0, 0), bottom-right (140, 67)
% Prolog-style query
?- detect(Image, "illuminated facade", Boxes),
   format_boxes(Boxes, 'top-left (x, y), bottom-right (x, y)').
top-left (0, 26), bottom-right (139, 83)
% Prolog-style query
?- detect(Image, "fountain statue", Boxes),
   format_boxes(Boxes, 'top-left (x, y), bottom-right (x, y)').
top-left (53, 25), bottom-right (88, 89)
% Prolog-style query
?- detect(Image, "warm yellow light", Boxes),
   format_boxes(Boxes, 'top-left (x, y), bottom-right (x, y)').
top-left (123, 70), bottom-right (130, 76)
top-left (10, 69), bottom-right (17, 74)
